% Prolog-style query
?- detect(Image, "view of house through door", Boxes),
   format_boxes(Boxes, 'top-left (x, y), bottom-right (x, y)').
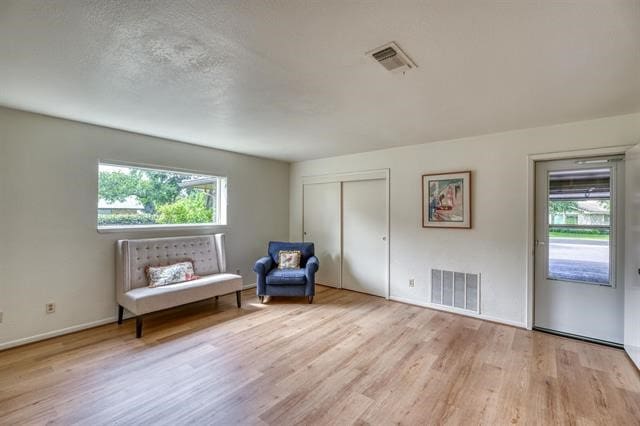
top-left (534, 156), bottom-right (624, 344)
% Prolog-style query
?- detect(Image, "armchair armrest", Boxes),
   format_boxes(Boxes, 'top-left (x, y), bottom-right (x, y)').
top-left (305, 256), bottom-right (319, 274)
top-left (253, 256), bottom-right (274, 275)
top-left (304, 256), bottom-right (319, 296)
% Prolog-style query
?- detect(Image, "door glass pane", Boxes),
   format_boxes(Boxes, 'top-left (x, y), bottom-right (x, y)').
top-left (547, 168), bottom-right (611, 285)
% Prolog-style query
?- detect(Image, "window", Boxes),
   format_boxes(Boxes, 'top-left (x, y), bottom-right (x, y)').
top-left (97, 163), bottom-right (227, 229)
top-left (547, 168), bottom-right (612, 285)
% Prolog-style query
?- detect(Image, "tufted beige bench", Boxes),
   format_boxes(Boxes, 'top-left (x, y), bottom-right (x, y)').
top-left (116, 234), bottom-right (243, 337)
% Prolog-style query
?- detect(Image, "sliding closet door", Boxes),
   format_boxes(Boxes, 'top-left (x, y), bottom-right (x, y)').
top-left (303, 182), bottom-right (340, 287)
top-left (342, 179), bottom-right (387, 297)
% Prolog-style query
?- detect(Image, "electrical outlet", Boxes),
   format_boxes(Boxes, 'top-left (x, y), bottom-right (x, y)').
top-left (236, 268), bottom-right (241, 275)
top-left (0, 311), bottom-right (3, 323)
top-left (409, 279), bottom-right (415, 288)
top-left (46, 302), bottom-right (55, 314)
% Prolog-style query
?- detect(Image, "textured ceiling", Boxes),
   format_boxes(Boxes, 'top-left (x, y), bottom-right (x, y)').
top-left (1, 1), bottom-right (639, 162)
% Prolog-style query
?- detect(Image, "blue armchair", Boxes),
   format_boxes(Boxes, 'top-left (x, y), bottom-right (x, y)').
top-left (254, 241), bottom-right (319, 304)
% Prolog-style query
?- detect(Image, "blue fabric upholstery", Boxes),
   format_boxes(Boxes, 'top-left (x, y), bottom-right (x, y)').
top-left (254, 241), bottom-right (319, 299)
top-left (268, 241), bottom-right (314, 267)
top-left (266, 268), bottom-right (306, 285)
top-left (305, 256), bottom-right (319, 284)
top-left (254, 256), bottom-right (273, 275)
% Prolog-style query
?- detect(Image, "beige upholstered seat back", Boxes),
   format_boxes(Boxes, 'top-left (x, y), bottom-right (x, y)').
top-left (117, 234), bottom-right (227, 292)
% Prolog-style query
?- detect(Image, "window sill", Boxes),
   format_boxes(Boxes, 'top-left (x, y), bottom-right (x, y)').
top-left (97, 223), bottom-right (228, 234)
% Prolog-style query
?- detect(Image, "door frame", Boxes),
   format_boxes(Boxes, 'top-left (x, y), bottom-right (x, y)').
top-left (302, 168), bottom-right (391, 299)
top-left (526, 145), bottom-right (632, 330)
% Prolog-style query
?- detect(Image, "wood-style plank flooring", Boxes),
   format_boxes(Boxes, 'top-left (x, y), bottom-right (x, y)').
top-left (1, 286), bottom-right (639, 425)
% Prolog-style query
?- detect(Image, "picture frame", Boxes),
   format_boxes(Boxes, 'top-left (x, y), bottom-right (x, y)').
top-left (422, 171), bottom-right (472, 229)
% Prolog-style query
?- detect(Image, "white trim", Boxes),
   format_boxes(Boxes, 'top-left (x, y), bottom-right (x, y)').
top-left (527, 145), bottom-right (633, 162)
top-left (525, 144), bottom-right (633, 330)
top-left (385, 170), bottom-right (391, 300)
top-left (243, 282), bottom-right (257, 290)
top-left (302, 168), bottom-right (391, 300)
top-left (97, 224), bottom-right (229, 234)
top-left (99, 158), bottom-right (229, 179)
top-left (0, 317), bottom-right (116, 351)
top-left (301, 179), bottom-right (306, 244)
top-left (302, 169), bottom-right (387, 185)
top-left (339, 182), bottom-right (344, 290)
top-left (389, 296), bottom-right (526, 329)
top-left (526, 157), bottom-right (535, 330)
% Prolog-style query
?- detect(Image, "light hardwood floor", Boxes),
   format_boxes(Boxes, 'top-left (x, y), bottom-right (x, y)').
top-left (1, 286), bottom-right (639, 425)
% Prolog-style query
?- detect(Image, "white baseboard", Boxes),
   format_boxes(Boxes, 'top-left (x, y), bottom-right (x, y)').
top-left (1, 290), bottom-right (522, 352)
top-left (1, 284), bottom-right (258, 352)
top-left (389, 296), bottom-right (527, 329)
top-left (0, 317), bottom-right (117, 351)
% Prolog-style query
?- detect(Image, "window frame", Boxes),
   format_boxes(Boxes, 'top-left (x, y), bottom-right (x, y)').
top-left (96, 160), bottom-right (228, 233)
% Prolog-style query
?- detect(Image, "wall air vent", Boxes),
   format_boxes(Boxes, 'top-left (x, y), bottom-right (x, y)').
top-left (431, 269), bottom-right (480, 314)
top-left (367, 42), bottom-right (417, 74)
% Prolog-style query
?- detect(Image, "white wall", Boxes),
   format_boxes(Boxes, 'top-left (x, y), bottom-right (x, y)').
top-left (290, 113), bottom-right (640, 327)
top-left (625, 144), bottom-right (640, 368)
top-left (0, 107), bottom-right (289, 348)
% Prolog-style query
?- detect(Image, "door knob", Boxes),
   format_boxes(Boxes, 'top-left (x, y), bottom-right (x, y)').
top-left (382, 236), bottom-right (387, 241)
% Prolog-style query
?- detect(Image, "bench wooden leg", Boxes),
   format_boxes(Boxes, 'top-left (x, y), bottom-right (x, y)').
top-left (136, 316), bottom-right (143, 338)
top-left (117, 305), bottom-right (124, 325)
top-left (236, 290), bottom-right (241, 308)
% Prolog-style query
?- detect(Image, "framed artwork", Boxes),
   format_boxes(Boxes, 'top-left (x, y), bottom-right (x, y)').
top-left (422, 171), bottom-right (472, 229)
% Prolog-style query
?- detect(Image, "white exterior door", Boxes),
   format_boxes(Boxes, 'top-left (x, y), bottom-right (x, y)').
top-left (341, 179), bottom-right (387, 297)
top-left (534, 158), bottom-right (624, 344)
top-left (303, 182), bottom-right (340, 287)
top-left (625, 144), bottom-right (640, 367)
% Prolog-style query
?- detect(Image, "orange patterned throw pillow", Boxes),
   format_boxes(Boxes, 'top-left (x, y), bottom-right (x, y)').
top-left (278, 250), bottom-right (301, 269)
top-left (146, 261), bottom-right (200, 287)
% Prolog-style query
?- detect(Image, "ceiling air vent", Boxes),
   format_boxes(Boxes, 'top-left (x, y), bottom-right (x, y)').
top-left (367, 42), bottom-right (417, 74)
